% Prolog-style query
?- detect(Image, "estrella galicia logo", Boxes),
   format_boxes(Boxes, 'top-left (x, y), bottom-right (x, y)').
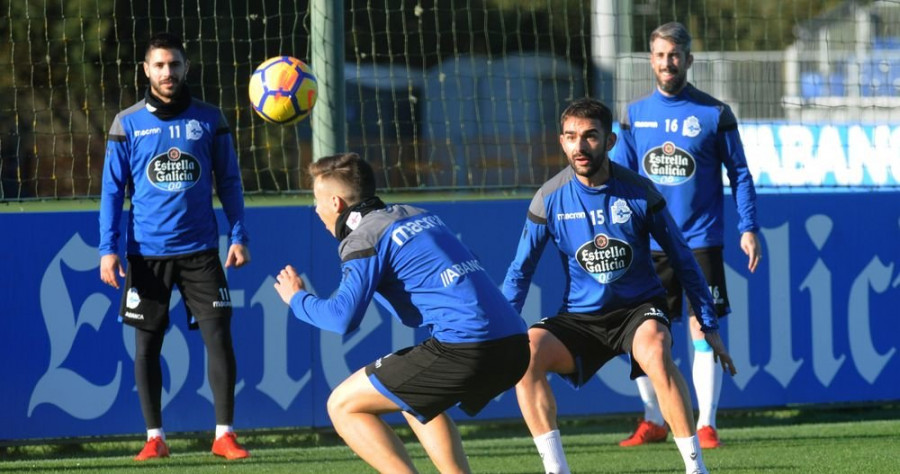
top-left (641, 141), bottom-right (696, 186)
top-left (576, 233), bottom-right (633, 283)
top-left (147, 147), bottom-right (201, 192)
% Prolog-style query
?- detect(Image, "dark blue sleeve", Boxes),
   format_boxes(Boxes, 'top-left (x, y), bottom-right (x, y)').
top-left (612, 115), bottom-right (640, 171)
top-left (212, 113), bottom-right (249, 245)
top-left (288, 256), bottom-right (381, 335)
top-left (502, 216), bottom-right (551, 314)
top-left (98, 122), bottom-right (129, 256)
top-left (718, 110), bottom-right (759, 235)
top-left (647, 204), bottom-right (719, 331)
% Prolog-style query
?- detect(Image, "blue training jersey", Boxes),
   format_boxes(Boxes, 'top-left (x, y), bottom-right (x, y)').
top-left (289, 204), bottom-right (527, 343)
top-left (613, 83), bottom-right (759, 250)
top-left (99, 96), bottom-right (247, 257)
top-left (503, 163), bottom-right (719, 330)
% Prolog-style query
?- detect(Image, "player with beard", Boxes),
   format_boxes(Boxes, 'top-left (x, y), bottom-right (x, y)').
top-left (503, 98), bottom-right (736, 474)
top-left (99, 32), bottom-right (251, 461)
top-left (613, 22), bottom-right (761, 450)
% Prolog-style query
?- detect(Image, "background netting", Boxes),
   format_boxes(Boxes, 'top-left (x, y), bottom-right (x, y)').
top-left (1, 0), bottom-right (897, 200)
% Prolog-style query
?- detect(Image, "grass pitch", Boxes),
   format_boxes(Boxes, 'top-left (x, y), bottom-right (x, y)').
top-left (3, 405), bottom-right (899, 473)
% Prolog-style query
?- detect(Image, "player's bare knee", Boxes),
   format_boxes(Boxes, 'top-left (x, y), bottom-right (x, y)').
top-left (326, 388), bottom-right (351, 419)
top-left (634, 339), bottom-right (670, 376)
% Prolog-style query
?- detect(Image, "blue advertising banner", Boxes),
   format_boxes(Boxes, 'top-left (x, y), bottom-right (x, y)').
top-left (1, 193), bottom-right (898, 441)
top-left (738, 123), bottom-right (900, 187)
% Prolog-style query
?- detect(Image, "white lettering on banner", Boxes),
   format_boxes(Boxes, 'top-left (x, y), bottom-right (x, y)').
top-left (738, 124), bottom-right (900, 187)
top-left (848, 125), bottom-right (896, 186)
top-left (883, 126), bottom-right (900, 184)
top-left (29, 233), bottom-right (122, 419)
top-left (779, 125), bottom-right (817, 186)
top-left (800, 215), bottom-right (846, 386)
top-left (762, 223), bottom-right (804, 386)
top-left (848, 257), bottom-right (897, 383)
top-left (27, 215), bottom-right (899, 427)
top-left (254, 276), bottom-right (311, 410)
top-left (738, 124), bottom-right (779, 185)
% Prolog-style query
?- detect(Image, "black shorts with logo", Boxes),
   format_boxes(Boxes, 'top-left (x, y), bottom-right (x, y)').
top-left (119, 249), bottom-right (232, 333)
top-left (364, 333), bottom-right (529, 423)
top-left (533, 298), bottom-right (670, 388)
top-left (652, 246), bottom-right (730, 321)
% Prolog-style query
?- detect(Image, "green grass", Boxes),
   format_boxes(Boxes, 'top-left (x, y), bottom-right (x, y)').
top-left (3, 405), bottom-right (899, 473)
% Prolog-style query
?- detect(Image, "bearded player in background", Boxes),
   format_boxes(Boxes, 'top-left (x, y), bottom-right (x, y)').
top-left (99, 31), bottom-right (251, 461)
top-left (613, 21), bottom-right (761, 450)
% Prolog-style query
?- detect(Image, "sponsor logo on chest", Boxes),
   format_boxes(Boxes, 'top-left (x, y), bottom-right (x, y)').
top-left (642, 141), bottom-right (696, 186)
top-left (576, 233), bottom-right (633, 283)
top-left (146, 147), bottom-right (202, 192)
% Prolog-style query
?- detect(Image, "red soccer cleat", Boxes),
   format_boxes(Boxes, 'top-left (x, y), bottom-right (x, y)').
top-left (619, 420), bottom-right (669, 447)
top-left (212, 432), bottom-right (250, 460)
top-left (697, 425), bottom-right (721, 449)
top-left (134, 436), bottom-right (169, 461)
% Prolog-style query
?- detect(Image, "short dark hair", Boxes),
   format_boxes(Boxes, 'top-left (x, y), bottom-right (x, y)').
top-left (649, 22), bottom-right (692, 54)
top-left (559, 98), bottom-right (613, 134)
top-left (308, 152), bottom-right (376, 204)
top-left (145, 32), bottom-right (187, 61)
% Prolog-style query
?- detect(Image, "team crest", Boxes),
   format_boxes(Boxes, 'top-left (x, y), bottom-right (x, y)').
top-left (682, 115), bottom-right (701, 138)
top-left (186, 119), bottom-right (204, 140)
top-left (347, 211), bottom-right (363, 230)
top-left (611, 198), bottom-right (632, 224)
top-left (126, 288), bottom-right (141, 309)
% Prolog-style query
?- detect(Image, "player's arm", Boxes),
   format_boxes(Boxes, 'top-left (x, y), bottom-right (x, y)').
top-left (275, 256), bottom-right (382, 335)
top-left (212, 112), bottom-right (250, 250)
top-left (647, 200), bottom-right (718, 332)
top-left (502, 194), bottom-right (551, 313)
top-left (718, 107), bottom-right (761, 272)
top-left (650, 202), bottom-right (737, 375)
top-left (99, 116), bottom-right (130, 288)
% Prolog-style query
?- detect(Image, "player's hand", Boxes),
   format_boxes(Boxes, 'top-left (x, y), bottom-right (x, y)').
top-left (100, 254), bottom-right (126, 290)
top-left (741, 231), bottom-right (762, 273)
top-left (226, 243), bottom-right (251, 268)
top-left (704, 331), bottom-right (737, 376)
top-left (274, 265), bottom-right (306, 304)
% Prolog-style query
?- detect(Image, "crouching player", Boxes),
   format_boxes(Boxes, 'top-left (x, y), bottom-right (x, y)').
top-left (273, 152), bottom-right (529, 473)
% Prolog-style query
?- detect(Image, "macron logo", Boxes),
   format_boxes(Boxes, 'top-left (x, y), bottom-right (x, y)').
top-left (634, 121), bottom-right (658, 128)
top-left (134, 127), bottom-right (162, 137)
top-left (390, 215), bottom-right (445, 247)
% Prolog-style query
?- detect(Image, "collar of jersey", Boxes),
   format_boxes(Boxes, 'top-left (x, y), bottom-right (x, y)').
top-left (144, 84), bottom-right (192, 119)
top-left (654, 82), bottom-right (694, 103)
top-left (335, 196), bottom-right (387, 241)
top-left (569, 166), bottom-right (611, 193)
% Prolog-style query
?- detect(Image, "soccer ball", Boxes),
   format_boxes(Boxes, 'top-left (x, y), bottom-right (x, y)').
top-left (248, 56), bottom-right (318, 125)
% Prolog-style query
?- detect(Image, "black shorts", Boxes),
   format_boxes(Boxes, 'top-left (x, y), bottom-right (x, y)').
top-left (119, 249), bottom-right (232, 333)
top-left (653, 246), bottom-right (730, 322)
top-left (533, 299), bottom-right (669, 388)
top-left (364, 333), bottom-right (529, 423)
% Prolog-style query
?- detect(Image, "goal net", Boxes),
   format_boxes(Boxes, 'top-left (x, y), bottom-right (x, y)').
top-left (1, 0), bottom-right (897, 200)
